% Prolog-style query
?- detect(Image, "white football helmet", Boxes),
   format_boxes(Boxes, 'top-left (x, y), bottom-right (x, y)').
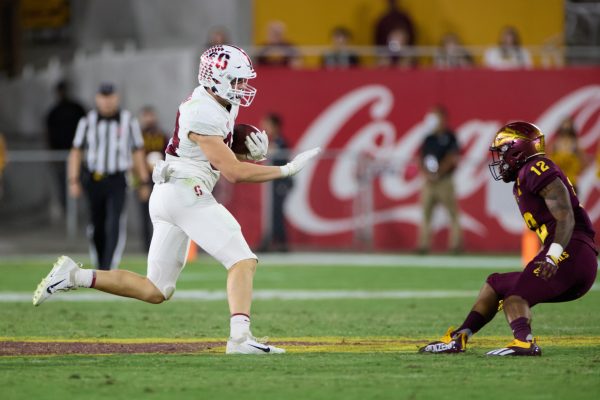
top-left (198, 45), bottom-right (257, 107)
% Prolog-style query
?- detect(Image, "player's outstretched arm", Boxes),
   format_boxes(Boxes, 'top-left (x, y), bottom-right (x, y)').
top-left (190, 133), bottom-right (320, 183)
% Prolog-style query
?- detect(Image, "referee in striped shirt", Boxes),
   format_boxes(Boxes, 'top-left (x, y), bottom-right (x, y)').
top-left (68, 83), bottom-right (150, 270)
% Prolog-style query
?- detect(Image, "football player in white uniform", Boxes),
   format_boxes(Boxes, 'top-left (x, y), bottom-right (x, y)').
top-left (33, 45), bottom-right (321, 355)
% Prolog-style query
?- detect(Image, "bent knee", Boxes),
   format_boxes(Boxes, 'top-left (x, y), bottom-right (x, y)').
top-left (230, 258), bottom-right (258, 273)
top-left (143, 278), bottom-right (171, 304)
top-left (504, 294), bottom-right (526, 305)
top-left (486, 273), bottom-right (500, 286)
top-left (486, 272), bottom-right (520, 299)
top-left (145, 293), bottom-right (166, 304)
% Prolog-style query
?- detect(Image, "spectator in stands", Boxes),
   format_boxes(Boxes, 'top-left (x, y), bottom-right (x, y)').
top-left (378, 26), bottom-right (416, 68)
top-left (549, 116), bottom-right (586, 193)
top-left (374, 0), bottom-right (415, 47)
top-left (322, 27), bottom-right (360, 69)
top-left (540, 34), bottom-right (564, 68)
top-left (434, 33), bottom-right (473, 69)
top-left (417, 105), bottom-right (462, 254)
top-left (258, 112), bottom-right (293, 253)
top-left (136, 106), bottom-right (168, 252)
top-left (0, 131), bottom-right (6, 200)
top-left (484, 26), bottom-right (532, 69)
top-left (255, 21), bottom-right (300, 67)
top-left (205, 26), bottom-right (230, 49)
top-left (45, 80), bottom-right (86, 213)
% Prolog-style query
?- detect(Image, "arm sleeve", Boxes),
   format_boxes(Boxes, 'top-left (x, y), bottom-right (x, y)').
top-left (72, 116), bottom-right (88, 149)
top-left (180, 103), bottom-right (226, 137)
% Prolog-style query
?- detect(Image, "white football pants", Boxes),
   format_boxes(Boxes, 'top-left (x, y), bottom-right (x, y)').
top-left (147, 179), bottom-right (256, 299)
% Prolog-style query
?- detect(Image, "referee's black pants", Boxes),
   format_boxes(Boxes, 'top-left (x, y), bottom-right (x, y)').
top-left (83, 172), bottom-right (127, 270)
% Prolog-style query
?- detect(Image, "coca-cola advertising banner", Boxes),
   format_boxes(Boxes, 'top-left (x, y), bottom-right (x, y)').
top-left (227, 68), bottom-right (600, 252)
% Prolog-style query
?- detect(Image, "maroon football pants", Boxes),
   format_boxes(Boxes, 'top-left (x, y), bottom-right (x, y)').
top-left (486, 239), bottom-right (597, 307)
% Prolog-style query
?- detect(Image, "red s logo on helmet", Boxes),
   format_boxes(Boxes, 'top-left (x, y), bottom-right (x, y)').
top-left (215, 53), bottom-right (230, 70)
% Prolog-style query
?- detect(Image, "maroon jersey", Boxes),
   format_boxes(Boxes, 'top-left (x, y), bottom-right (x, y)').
top-left (514, 156), bottom-right (596, 250)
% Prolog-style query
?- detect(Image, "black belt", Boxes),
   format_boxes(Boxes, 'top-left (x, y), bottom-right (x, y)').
top-left (88, 171), bottom-right (126, 182)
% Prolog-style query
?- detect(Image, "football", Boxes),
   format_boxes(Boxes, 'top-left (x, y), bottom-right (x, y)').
top-left (231, 123), bottom-right (260, 155)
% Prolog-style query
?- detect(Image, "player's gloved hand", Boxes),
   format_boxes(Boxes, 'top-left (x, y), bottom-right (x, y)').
top-left (280, 147), bottom-right (321, 177)
top-left (152, 160), bottom-right (173, 184)
top-left (245, 130), bottom-right (269, 161)
top-left (534, 256), bottom-right (559, 281)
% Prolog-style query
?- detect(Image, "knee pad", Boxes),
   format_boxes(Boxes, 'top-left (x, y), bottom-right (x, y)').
top-left (147, 259), bottom-right (182, 300)
top-left (161, 285), bottom-right (176, 301)
top-left (147, 275), bottom-right (175, 301)
top-left (486, 272), bottom-right (501, 288)
top-left (486, 271), bottom-right (520, 300)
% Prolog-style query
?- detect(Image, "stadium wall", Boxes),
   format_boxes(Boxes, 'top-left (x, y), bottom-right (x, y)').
top-left (229, 67), bottom-right (600, 252)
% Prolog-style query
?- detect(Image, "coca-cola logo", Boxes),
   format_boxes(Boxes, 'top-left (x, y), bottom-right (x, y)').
top-left (286, 84), bottom-right (600, 237)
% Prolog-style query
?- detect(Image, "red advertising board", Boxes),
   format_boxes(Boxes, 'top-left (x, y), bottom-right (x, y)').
top-left (223, 68), bottom-right (600, 252)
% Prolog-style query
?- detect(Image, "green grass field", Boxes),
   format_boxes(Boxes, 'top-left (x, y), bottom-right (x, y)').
top-left (1, 255), bottom-right (599, 400)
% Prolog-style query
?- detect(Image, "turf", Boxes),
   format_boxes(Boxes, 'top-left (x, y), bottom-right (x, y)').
top-left (1, 256), bottom-right (599, 400)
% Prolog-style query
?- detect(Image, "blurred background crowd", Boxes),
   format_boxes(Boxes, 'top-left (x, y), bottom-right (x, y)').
top-left (0, 0), bottom-right (599, 256)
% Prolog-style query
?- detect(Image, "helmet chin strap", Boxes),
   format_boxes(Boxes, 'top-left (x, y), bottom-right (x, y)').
top-left (501, 162), bottom-right (518, 182)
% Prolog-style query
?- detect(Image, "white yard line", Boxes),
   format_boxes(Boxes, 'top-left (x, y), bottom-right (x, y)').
top-left (0, 289), bottom-right (482, 302)
top-left (257, 253), bottom-right (524, 268)
top-left (2, 286), bottom-right (597, 303)
top-left (1, 252), bottom-right (525, 268)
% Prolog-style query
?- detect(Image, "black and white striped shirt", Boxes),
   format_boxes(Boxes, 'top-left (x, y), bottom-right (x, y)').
top-left (73, 109), bottom-right (144, 175)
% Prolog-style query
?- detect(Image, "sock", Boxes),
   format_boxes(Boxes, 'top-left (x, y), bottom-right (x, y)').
top-left (510, 317), bottom-right (532, 342)
top-left (454, 311), bottom-right (488, 337)
top-left (230, 313), bottom-right (250, 339)
top-left (74, 269), bottom-right (95, 288)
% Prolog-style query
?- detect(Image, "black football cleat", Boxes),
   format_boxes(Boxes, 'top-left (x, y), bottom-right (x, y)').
top-left (486, 339), bottom-right (542, 356)
top-left (419, 327), bottom-right (468, 354)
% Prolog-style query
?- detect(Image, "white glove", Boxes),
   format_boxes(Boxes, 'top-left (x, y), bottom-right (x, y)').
top-left (245, 130), bottom-right (269, 161)
top-left (280, 147), bottom-right (321, 177)
top-left (152, 160), bottom-right (173, 184)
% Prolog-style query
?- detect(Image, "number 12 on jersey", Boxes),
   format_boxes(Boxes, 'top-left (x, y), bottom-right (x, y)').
top-left (530, 160), bottom-right (549, 176)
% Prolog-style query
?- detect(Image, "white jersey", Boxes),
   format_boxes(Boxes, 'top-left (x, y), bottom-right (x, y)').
top-left (165, 86), bottom-right (238, 192)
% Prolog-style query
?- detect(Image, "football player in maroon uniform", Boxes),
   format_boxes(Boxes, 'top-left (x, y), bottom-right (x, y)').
top-left (420, 121), bottom-right (597, 356)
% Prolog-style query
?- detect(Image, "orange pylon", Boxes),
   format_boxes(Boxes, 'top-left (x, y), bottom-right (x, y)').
top-left (521, 229), bottom-right (540, 268)
top-left (187, 241), bottom-right (198, 262)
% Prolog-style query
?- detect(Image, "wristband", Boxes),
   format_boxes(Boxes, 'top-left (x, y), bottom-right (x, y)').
top-left (280, 164), bottom-right (291, 177)
top-left (547, 242), bottom-right (563, 262)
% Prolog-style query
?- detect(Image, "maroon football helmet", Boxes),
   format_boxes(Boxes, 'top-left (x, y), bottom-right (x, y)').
top-left (489, 121), bottom-right (545, 182)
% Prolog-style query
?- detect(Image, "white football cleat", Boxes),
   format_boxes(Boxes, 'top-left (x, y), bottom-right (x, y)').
top-left (32, 255), bottom-right (79, 306)
top-left (226, 334), bottom-right (286, 355)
